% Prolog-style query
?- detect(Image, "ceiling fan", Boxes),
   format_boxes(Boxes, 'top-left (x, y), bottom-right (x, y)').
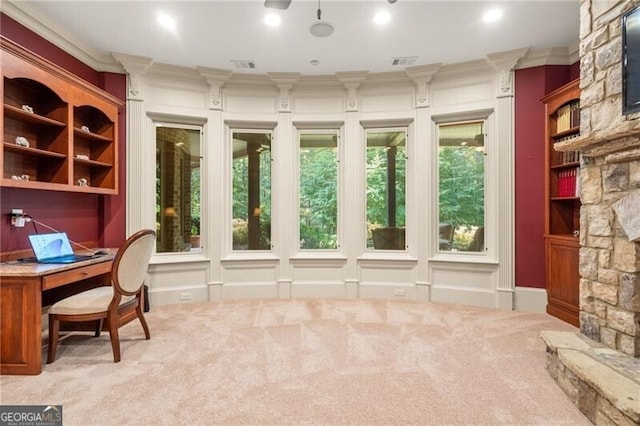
top-left (264, 0), bottom-right (397, 10)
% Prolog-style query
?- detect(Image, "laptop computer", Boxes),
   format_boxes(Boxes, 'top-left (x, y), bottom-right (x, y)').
top-left (28, 232), bottom-right (96, 264)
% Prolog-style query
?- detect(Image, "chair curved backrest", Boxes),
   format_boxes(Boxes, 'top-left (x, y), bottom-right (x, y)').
top-left (468, 226), bottom-right (484, 252)
top-left (372, 227), bottom-right (405, 250)
top-left (111, 229), bottom-right (156, 296)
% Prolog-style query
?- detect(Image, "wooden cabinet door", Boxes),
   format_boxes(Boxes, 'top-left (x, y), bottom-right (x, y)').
top-left (545, 235), bottom-right (580, 326)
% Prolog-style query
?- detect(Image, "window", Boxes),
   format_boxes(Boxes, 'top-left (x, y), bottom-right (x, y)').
top-left (232, 131), bottom-right (272, 250)
top-left (299, 131), bottom-right (339, 250)
top-left (438, 121), bottom-right (485, 252)
top-left (366, 129), bottom-right (407, 250)
top-left (155, 124), bottom-right (201, 253)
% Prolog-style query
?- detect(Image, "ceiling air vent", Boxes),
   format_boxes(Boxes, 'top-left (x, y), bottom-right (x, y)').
top-left (230, 60), bottom-right (256, 70)
top-left (391, 57), bottom-right (417, 66)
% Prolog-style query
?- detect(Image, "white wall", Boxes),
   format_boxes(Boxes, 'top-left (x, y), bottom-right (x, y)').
top-left (119, 53), bottom-right (527, 311)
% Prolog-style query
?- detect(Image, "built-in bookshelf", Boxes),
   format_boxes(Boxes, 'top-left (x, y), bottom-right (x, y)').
top-left (541, 79), bottom-right (581, 327)
top-left (1, 37), bottom-right (121, 194)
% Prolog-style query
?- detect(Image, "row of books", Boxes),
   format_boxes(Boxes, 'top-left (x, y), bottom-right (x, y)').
top-left (556, 101), bottom-right (580, 133)
top-left (552, 149), bottom-right (580, 166)
top-left (556, 167), bottom-right (580, 198)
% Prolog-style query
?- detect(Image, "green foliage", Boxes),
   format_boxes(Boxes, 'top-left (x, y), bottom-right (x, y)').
top-left (191, 168), bottom-right (200, 235)
top-left (232, 148), bottom-right (272, 249)
top-left (366, 146), bottom-right (406, 228)
top-left (228, 135), bottom-right (485, 251)
top-left (438, 146), bottom-right (485, 251)
top-left (299, 147), bottom-right (338, 249)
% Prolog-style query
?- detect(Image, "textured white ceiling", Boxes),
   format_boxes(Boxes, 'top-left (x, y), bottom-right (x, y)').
top-left (6, 0), bottom-right (580, 74)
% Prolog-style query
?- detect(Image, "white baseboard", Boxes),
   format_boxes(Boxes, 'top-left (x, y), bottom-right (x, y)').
top-left (514, 286), bottom-right (547, 313)
top-left (148, 282), bottom-right (549, 315)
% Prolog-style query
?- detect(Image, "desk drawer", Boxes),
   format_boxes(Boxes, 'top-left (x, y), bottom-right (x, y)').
top-left (42, 261), bottom-right (112, 291)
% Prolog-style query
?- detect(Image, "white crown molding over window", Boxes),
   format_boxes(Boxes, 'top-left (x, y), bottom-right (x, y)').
top-left (486, 47), bottom-right (530, 97)
top-left (198, 67), bottom-right (233, 111)
top-left (268, 73), bottom-right (301, 113)
top-left (406, 63), bottom-right (441, 109)
top-left (112, 53), bottom-right (153, 100)
top-left (336, 72), bottom-right (368, 112)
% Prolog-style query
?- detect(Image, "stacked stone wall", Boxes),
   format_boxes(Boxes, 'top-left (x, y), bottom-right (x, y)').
top-left (576, 0), bottom-right (640, 357)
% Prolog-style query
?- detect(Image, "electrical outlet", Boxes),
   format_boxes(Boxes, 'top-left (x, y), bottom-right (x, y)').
top-left (10, 208), bottom-right (26, 227)
top-left (180, 292), bottom-right (192, 301)
top-left (394, 288), bottom-right (406, 297)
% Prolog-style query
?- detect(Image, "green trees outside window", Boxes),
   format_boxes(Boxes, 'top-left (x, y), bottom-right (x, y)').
top-left (226, 124), bottom-right (484, 253)
top-left (438, 121), bottom-right (485, 252)
top-left (299, 132), bottom-right (338, 250)
top-left (366, 129), bottom-right (407, 250)
top-left (232, 131), bottom-right (272, 250)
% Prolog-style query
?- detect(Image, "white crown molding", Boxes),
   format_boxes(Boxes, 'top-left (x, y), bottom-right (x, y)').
top-left (568, 42), bottom-right (580, 65)
top-left (2, 0), bottom-right (123, 73)
top-left (433, 58), bottom-right (494, 81)
top-left (486, 47), bottom-right (531, 72)
top-left (145, 61), bottom-right (205, 83)
top-left (516, 46), bottom-right (577, 69)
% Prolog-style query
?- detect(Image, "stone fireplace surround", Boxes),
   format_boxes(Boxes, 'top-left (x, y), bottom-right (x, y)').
top-left (541, 1), bottom-right (640, 424)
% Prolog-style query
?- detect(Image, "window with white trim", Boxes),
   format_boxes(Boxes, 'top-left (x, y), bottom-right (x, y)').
top-left (155, 123), bottom-right (202, 253)
top-left (437, 120), bottom-right (485, 252)
top-left (298, 130), bottom-right (339, 250)
top-left (365, 128), bottom-right (407, 251)
top-left (231, 130), bottom-right (272, 251)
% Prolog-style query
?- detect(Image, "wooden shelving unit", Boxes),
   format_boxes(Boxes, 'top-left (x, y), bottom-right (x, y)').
top-left (542, 79), bottom-right (581, 327)
top-left (1, 37), bottom-right (121, 194)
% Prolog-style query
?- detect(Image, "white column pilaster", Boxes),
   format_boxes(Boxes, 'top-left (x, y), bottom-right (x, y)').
top-left (112, 53), bottom-right (153, 236)
top-left (268, 73), bottom-right (300, 294)
top-left (335, 72), bottom-right (367, 292)
top-left (486, 48), bottom-right (528, 309)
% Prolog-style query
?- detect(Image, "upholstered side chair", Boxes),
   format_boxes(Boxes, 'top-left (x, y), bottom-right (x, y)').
top-left (47, 229), bottom-right (156, 364)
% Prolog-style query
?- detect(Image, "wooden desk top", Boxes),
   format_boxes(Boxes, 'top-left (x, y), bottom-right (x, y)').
top-left (0, 251), bottom-right (116, 277)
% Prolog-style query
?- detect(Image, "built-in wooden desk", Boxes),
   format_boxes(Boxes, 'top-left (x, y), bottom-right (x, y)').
top-left (0, 254), bottom-right (115, 375)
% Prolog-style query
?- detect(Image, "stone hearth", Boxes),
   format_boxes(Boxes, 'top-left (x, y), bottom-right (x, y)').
top-left (542, 331), bottom-right (639, 425)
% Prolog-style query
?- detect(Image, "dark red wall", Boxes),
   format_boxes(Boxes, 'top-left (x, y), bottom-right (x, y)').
top-left (1, 14), bottom-right (126, 254)
top-left (514, 65), bottom-right (575, 289)
top-left (99, 73), bottom-right (127, 249)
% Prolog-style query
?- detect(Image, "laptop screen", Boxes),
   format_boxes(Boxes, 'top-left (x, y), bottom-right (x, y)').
top-left (28, 232), bottom-right (75, 261)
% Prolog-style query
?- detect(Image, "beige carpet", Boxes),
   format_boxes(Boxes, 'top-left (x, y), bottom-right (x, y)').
top-left (0, 299), bottom-right (589, 425)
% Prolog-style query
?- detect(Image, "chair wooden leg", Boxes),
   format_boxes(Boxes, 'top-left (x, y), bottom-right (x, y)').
top-left (108, 315), bottom-right (121, 363)
top-left (47, 316), bottom-right (60, 364)
top-left (94, 319), bottom-right (103, 337)
top-left (136, 303), bottom-right (151, 340)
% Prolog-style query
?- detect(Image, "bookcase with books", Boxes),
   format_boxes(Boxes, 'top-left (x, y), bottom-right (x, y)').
top-left (541, 79), bottom-right (581, 327)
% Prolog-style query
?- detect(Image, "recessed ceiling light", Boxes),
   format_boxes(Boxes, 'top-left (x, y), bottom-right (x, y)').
top-left (374, 11), bottom-right (391, 25)
top-left (157, 12), bottom-right (177, 32)
top-left (483, 8), bottom-right (503, 23)
top-left (264, 13), bottom-right (281, 27)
